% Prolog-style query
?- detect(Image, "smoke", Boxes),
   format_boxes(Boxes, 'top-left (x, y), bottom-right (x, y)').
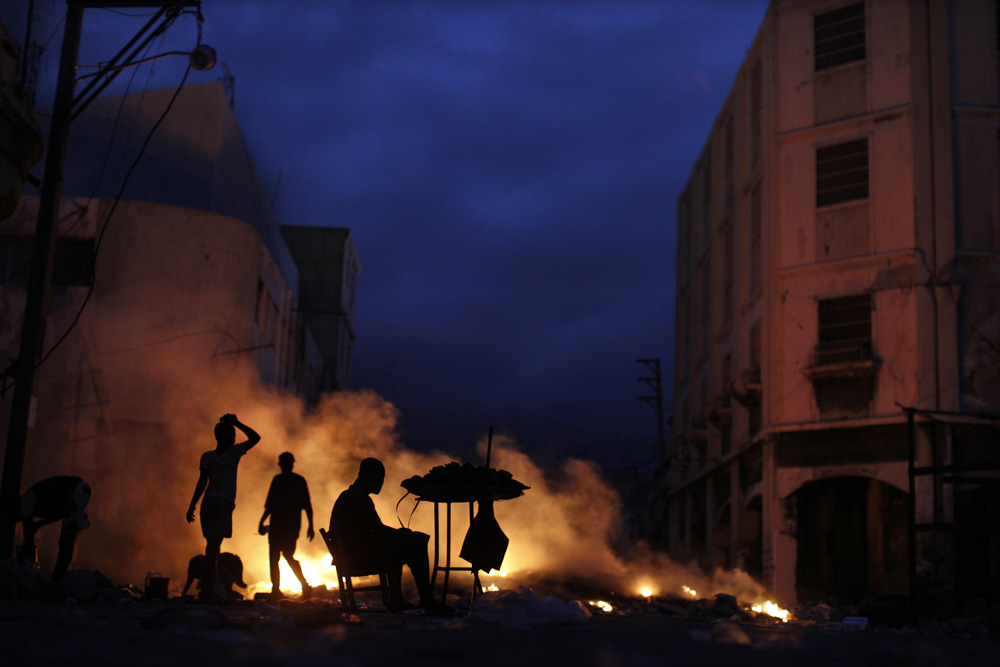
top-left (30, 335), bottom-right (771, 606)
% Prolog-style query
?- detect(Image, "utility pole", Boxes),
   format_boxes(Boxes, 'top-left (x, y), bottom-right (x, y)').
top-left (0, 1), bottom-right (85, 563)
top-left (0, 1), bottom-right (206, 560)
top-left (637, 358), bottom-right (666, 465)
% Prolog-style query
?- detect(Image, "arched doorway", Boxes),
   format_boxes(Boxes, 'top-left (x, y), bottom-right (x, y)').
top-left (794, 476), bottom-right (908, 603)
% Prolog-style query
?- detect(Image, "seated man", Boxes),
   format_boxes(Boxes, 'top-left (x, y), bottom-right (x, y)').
top-left (329, 457), bottom-right (451, 614)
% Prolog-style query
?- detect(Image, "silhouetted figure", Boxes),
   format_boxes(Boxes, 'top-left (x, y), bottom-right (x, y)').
top-left (258, 451), bottom-right (314, 598)
top-left (182, 552), bottom-right (247, 598)
top-left (330, 458), bottom-right (453, 614)
top-left (186, 413), bottom-right (260, 601)
top-left (19, 476), bottom-right (91, 580)
top-left (460, 497), bottom-right (509, 573)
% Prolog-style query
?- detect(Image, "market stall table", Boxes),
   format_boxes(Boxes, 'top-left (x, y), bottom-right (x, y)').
top-left (401, 463), bottom-right (529, 604)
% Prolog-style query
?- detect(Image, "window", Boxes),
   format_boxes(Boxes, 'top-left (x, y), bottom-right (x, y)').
top-left (701, 155), bottom-right (712, 247)
top-left (814, 3), bottom-right (865, 71)
top-left (698, 259), bottom-right (711, 358)
top-left (256, 279), bottom-right (275, 341)
top-left (722, 115), bottom-right (734, 213)
top-left (722, 225), bottom-right (733, 324)
top-left (749, 181), bottom-right (762, 294)
top-left (749, 60), bottom-right (762, 166)
top-left (816, 138), bottom-right (868, 207)
top-left (816, 293), bottom-right (872, 365)
top-left (748, 322), bottom-right (762, 436)
top-left (721, 353), bottom-right (732, 455)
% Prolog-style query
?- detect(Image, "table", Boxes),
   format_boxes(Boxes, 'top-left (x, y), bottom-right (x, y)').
top-left (413, 484), bottom-right (524, 603)
top-left (420, 498), bottom-right (482, 602)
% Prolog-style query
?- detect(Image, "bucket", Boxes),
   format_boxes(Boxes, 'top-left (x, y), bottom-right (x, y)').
top-left (144, 572), bottom-right (170, 600)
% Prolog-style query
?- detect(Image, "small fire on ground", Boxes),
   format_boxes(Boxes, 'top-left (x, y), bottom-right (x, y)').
top-left (589, 582), bottom-right (790, 622)
top-left (252, 559), bottom-right (791, 624)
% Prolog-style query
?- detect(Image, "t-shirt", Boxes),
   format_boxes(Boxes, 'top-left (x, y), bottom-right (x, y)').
top-left (21, 476), bottom-right (90, 525)
top-left (264, 472), bottom-right (311, 537)
top-left (329, 483), bottom-right (385, 562)
top-left (199, 442), bottom-right (248, 503)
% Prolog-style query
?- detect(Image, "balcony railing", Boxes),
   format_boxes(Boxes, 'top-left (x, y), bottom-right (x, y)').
top-left (805, 341), bottom-right (879, 380)
top-left (813, 340), bottom-right (871, 366)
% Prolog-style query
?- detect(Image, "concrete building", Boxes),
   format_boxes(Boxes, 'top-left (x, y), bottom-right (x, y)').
top-left (282, 225), bottom-right (360, 397)
top-left (0, 20), bottom-right (43, 222)
top-left (0, 82), bottom-right (358, 579)
top-left (671, 0), bottom-right (1000, 605)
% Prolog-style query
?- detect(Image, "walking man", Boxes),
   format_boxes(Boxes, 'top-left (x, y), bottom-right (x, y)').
top-left (258, 451), bottom-right (314, 598)
top-left (186, 413), bottom-right (260, 601)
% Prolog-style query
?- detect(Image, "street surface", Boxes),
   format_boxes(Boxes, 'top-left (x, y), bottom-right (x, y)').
top-left (1, 595), bottom-right (996, 666)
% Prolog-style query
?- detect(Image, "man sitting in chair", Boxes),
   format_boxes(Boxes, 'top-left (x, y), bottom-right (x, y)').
top-left (329, 457), bottom-right (452, 615)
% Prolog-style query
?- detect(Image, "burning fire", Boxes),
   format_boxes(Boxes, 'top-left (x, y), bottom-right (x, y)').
top-left (639, 586), bottom-right (653, 598)
top-left (682, 585), bottom-right (697, 597)
top-left (248, 554), bottom-right (345, 597)
top-left (751, 600), bottom-right (790, 622)
top-left (590, 600), bottom-right (613, 612)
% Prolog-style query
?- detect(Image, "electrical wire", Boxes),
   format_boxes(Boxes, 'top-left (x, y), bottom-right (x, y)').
top-left (58, 32), bottom-right (157, 239)
top-left (35, 61), bottom-right (194, 373)
top-left (98, 8), bottom-right (161, 18)
top-left (2, 9), bottom-right (203, 397)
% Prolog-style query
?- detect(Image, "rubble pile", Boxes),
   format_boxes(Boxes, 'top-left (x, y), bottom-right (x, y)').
top-left (442, 586), bottom-right (591, 630)
top-left (0, 559), bottom-right (130, 602)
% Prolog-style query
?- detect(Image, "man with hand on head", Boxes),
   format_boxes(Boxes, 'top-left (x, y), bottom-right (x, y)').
top-left (187, 413), bottom-right (260, 602)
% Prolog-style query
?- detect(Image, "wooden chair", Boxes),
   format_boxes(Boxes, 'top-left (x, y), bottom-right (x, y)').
top-left (318, 527), bottom-right (390, 611)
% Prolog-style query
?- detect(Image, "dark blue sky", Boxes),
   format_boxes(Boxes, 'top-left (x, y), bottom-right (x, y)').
top-left (3, 1), bottom-right (770, 468)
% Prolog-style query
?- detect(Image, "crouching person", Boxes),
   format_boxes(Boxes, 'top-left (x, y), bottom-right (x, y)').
top-left (19, 476), bottom-right (92, 581)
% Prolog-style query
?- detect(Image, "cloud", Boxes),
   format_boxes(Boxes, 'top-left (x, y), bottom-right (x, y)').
top-left (2, 0), bottom-right (769, 466)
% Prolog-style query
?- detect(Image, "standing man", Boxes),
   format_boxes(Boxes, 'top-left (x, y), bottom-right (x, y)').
top-left (258, 451), bottom-right (314, 599)
top-left (186, 413), bottom-right (260, 601)
top-left (19, 475), bottom-right (91, 580)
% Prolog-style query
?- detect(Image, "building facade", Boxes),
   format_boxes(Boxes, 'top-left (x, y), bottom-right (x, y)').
top-left (671, 0), bottom-right (1000, 604)
top-left (282, 225), bottom-right (361, 397)
top-left (0, 83), bottom-right (357, 579)
top-left (0, 20), bottom-right (43, 222)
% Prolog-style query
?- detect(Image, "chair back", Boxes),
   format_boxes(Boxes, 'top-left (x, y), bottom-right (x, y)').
top-left (320, 525), bottom-right (373, 574)
top-left (318, 527), bottom-right (343, 566)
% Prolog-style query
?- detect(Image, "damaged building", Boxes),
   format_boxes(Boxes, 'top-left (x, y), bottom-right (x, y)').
top-left (0, 82), bottom-right (359, 580)
top-left (670, 0), bottom-right (1000, 605)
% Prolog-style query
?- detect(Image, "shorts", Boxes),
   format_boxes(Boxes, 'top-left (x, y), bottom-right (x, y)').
top-left (200, 497), bottom-right (235, 538)
top-left (268, 527), bottom-right (299, 556)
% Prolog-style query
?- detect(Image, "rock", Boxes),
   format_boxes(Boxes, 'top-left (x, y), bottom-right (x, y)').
top-left (58, 570), bottom-right (98, 601)
top-left (840, 616), bottom-right (868, 632)
top-left (961, 597), bottom-right (989, 618)
top-left (93, 570), bottom-right (114, 590)
top-left (710, 593), bottom-right (738, 618)
top-left (710, 619), bottom-right (751, 645)
top-left (0, 558), bottom-right (56, 600)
